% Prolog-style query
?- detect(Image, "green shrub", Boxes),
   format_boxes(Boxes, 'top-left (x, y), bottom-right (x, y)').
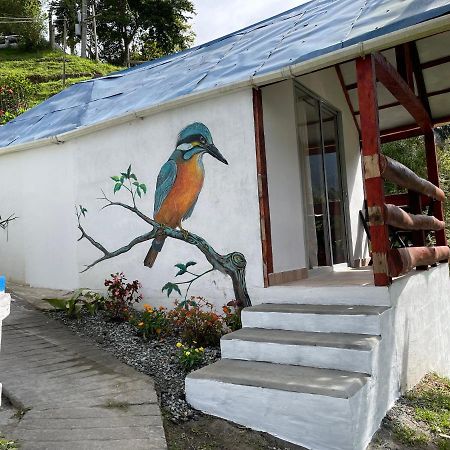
top-left (133, 304), bottom-right (171, 340)
top-left (222, 300), bottom-right (242, 332)
top-left (0, 74), bottom-right (35, 124)
top-left (169, 297), bottom-right (224, 347)
top-left (176, 342), bottom-right (205, 372)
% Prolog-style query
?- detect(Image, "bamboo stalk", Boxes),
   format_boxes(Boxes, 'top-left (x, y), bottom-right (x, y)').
top-left (380, 155), bottom-right (445, 201)
top-left (384, 204), bottom-right (444, 231)
top-left (388, 246), bottom-right (450, 277)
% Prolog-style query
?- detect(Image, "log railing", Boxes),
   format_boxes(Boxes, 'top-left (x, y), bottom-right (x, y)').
top-left (357, 53), bottom-right (448, 286)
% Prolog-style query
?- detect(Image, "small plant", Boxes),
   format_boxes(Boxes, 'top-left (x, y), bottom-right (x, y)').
top-left (111, 165), bottom-right (147, 206)
top-left (134, 304), bottom-right (171, 340)
top-left (222, 300), bottom-right (242, 332)
top-left (0, 436), bottom-right (18, 450)
top-left (176, 341), bottom-right (205, 371)
top-left (104, 272), bottom-right (142, 321)
top-left (169, 297), bottom-right (224, 347)
top-left (44, 288), bottom-right (104, 319)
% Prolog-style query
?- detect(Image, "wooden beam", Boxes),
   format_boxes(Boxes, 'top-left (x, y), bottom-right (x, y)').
top-left (335, 64), bottom-right (360, 136)
top-left (380, 124), bottom-right (422, 144)
top-left (252, 88), bottom-right (274, 286)
top-left (395, 44), bottom-right (414, 90)
top-left (421, 54), bottom-right (450, 70)
top-left (410, 42), bottom-right (432, 116)
top-left (388, 246), bottom-right (450, 277)
top-left (379, 154), bottom-right (445, 201)
top-left (424, 131), bottom-right (447, 246)
top-left (384, 203), bottom-right (444, 231)
top-left (373, 52), bottom-right (432, 133)
top-left (385, 193), bottom-right (430, 208)
top-left (356, 55), bottom-right (391, 286)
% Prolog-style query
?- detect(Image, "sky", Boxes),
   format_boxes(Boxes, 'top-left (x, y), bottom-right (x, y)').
top-left (191, 0), bottom-right (310, 46)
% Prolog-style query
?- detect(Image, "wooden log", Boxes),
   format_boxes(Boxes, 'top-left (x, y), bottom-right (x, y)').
top-left (384, 204), bottom-right (445, 231)
top-left (388, 246), bottom-right (450, 277)
top-left (379, 154), bottom-right (445, 201)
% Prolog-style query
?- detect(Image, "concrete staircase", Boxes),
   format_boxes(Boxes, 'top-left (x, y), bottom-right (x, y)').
top-left (186, 297), bottom-right (394, 450)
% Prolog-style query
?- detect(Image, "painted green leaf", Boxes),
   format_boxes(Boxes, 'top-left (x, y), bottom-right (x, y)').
top-left (133, 182), bottom-right (140, 187)
top-left (185, 261), bottom-right (197, 268)
top-left (114, 183), bottom-right (122, 194)
top-left (172, 284), bottom-right (182, 296)
top-left (120, 172), bottom-right (128, 179)
top-left (111, 176), bottom-right (120, 182)
top-left (127, 165), bottom-right (132, 177)
top-left (136, 188), bottom-right (142, 198)
top-left (130, 174), bottom-right (137, 181)
top-left (162, 282), bottom-right (181, 298)
top-left (140, 184), bottom-right (147, 194)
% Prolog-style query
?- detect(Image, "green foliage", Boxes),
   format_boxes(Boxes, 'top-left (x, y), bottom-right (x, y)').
top-left (44, 288), bottom-right (105, 318)
top-left (222, 301), bottom-right (242, 332)
top-left (50, 0), bottom-right (80, 54)
top-left (94, 0), bottom-right (195, 66)
top-left (175, 341), bottom-right (204, 371)
top-left (0, 74), bottom-right (35, 123)
top-left (0, 436), bottom-right (18, 450)
top-left (134, 304), bottom-right (171, 340)
top-left (0, 49), bottom-right (121, 123)
top-left (111, 165), bottom-right (147, 201)
top-left (169, 297), bottom-right (224, 347)
top-left (164, 260), bottom-right (214, 308)
top-left (0, 0), bottom-right (45, 49)
top-left (392, 423), bottom-right (429, 446)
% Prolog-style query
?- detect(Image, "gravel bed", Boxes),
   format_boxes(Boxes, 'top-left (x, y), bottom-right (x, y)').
top-left (46, 310), bottom-right (220, 423)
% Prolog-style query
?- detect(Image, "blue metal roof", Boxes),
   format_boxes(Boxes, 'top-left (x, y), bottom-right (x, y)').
top-left (1, 0), bottom-right (449, 148)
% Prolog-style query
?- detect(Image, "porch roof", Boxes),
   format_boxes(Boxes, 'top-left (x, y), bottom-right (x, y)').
top-left (1, 0), bottom-right (450, 149)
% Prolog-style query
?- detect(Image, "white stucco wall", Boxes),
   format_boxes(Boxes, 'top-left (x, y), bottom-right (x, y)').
top-left (0, 89), bottom-right (264, 306)
top-left (262, 80), bottom-right (307, 273)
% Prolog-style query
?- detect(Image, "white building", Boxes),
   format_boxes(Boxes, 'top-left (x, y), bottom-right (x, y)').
top-left (1, 1), bottom-right (450, 448)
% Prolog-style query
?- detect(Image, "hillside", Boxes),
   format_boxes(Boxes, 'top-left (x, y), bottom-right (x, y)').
top-left (0, 48), bottom-right (121, 108)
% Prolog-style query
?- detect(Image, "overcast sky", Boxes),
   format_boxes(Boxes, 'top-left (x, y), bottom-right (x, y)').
top-left (191, 0), bottom-right (310, 46)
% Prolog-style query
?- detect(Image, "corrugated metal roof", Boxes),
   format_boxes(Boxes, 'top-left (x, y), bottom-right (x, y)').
top-left (1, 0), bottom-right (449, 148)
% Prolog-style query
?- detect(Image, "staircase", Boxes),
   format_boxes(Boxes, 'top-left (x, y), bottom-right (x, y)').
top-left (185, 294), bottom-right (395, 450)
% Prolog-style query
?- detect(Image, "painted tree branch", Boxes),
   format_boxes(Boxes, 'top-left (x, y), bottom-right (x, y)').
top-left (0, 214), bottom-right (17, 230)
top-left (77, 194), bottom-right (251, 307)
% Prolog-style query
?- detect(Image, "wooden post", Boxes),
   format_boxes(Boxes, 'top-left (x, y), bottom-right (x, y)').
top-left (357, 55), bottom-right (391, 286)
top-left (253, 88), bottom-right (273, 287)
top-left (424, 131), bottom-right (447, 246)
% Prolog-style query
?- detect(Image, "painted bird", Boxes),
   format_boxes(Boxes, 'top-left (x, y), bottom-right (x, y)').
top-left (144, 122), bottom-right (228, 268)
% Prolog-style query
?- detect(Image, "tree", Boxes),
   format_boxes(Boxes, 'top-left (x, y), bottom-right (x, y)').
top-left (51, 0), bottom-right (80, 54)
top-left (95, 0), bottom-right (195, 66)
top-left (0, 0), bottom-right (45, 49)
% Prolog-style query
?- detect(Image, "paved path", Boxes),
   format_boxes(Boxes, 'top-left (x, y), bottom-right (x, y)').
top-left (0, 297), bottom-right (167, 450)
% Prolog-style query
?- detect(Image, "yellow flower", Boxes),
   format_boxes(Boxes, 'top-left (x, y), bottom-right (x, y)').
top-left (138, 322), bottom-right (144, 327)
top-left (195, 348), bottom-right (199, 353)
top-left (199, 347), bottom-right (204, 352)
top-left (176, 342), bottom-right (183, 348)
top-left (185, 351), bottom-right (191, 356)
top-left (143, 304), bottom-right (150, 310)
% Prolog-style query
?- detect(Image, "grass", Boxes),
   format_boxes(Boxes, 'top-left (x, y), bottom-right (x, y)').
top-left (102, 400), bottom-right (130, 411)
top-left (0, 437), bottom-right (18, 450)
top-left (392, 423), bottom-right (429, 446)
top-left (0, 47), bottom-right (121, 108)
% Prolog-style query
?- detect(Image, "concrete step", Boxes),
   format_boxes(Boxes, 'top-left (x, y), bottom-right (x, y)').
top-left (221, 328), bottom-right (380, 373)
top-left (242, 304), bottom-right (390, 335)
top-left (186, 359), bottom-right (371, 450)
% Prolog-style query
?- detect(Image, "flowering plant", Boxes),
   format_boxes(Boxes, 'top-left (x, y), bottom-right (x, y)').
top-left (104, 272), bottom-right (142, 321)
top-left (169, 297), bottom-right (224, 347)
top-left (222, 300), bottom-right (242, 332)
top-left (176, 341), bottom-right (204, 371)
top-left (134, 304), bottom-right (171, 340)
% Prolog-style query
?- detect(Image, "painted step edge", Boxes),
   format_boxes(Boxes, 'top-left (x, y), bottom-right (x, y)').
top-left (185, 376), bottom-right (372, 450)
top-left (220, 339), bottom-right (377, 374)
top-left (241, 310), bottom-right (388, 335)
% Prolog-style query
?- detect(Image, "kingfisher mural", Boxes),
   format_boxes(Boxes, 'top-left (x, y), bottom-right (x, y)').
top-left (144, 122), bottom-right (228, 268)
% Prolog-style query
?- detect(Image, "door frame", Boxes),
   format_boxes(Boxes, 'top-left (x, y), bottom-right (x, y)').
top-left (293, 81), bottom-right (351, 268)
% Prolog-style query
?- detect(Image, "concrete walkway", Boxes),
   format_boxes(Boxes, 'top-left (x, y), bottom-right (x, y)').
top-left (0, 296), bottom-right (167, 450)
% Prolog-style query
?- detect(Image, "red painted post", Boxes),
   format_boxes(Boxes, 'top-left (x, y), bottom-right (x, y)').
top-left (356, 55), bottom-right (391, 286)
top-left (424, 131), bottom-right (447, 246)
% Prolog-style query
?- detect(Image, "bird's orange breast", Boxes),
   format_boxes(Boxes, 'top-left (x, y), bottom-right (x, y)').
top-left (155, 154), bottom-right (204, 228)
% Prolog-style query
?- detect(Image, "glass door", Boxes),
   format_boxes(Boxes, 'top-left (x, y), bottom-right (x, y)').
top-left (296, 87), bottom-right (348, 268)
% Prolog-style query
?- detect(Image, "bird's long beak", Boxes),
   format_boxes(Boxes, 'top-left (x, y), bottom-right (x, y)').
top-left (206, 143), bottom-right (228, 165)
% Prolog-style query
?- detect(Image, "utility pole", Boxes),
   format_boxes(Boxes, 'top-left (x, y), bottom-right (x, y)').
top-left (63, 18), bottom-right (67, 87)
top-left (81, 0), bottom-right (87, 58)
top-left (91, 0), bottom-right (99, 61)
top-left (48, 8), bottom-right (55, 49)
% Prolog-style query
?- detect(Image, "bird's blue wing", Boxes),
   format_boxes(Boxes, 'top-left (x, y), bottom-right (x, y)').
top-left (154, 160), bottom-right (177, 216)
top-left (182, 194), bottom-right (200, 221)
